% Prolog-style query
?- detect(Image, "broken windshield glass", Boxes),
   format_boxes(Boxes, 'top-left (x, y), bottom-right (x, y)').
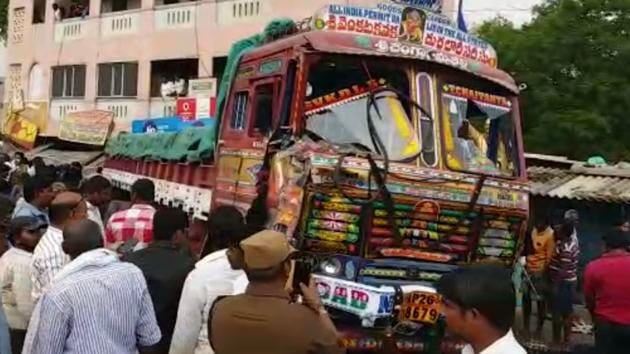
top-left (306, 90), bottom-right (421, 161)
top-left (303, 56), bottom-right (423, 162)
top-left (441, 84), bottom-right (518, 177)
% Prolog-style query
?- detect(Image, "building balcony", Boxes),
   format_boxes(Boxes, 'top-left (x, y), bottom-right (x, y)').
top-left (154, 3), bottom-right (197, 31)
top-left (101, 10), bottom-right (141, 38)
top-left (54, 18), bottom-right (87, 43)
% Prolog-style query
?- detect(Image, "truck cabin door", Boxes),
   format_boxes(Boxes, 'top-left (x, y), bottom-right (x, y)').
top-left (216, 68), bottom-right (283, 211)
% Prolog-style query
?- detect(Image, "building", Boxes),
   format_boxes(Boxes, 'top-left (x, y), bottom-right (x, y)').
top-left (4, 0), bottom-right (458, 138)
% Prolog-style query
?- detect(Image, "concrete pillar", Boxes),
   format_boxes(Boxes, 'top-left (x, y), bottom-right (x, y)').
top-left (90, 0), bottom-right (101, 16)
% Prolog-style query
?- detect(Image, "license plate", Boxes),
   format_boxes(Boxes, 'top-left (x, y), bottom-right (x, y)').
top-left (399, 291), bottom-right (441, 324)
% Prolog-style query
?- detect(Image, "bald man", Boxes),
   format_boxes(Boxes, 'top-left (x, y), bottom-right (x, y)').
top-left (23, 220), bottom-right (162, 354)
top-left (62, 219), bottom-right (104, 259)
top-left (30, 192), bottom-right (87, 301)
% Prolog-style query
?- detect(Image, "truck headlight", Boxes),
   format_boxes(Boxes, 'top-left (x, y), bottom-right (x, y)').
top-left (321, 257), bottom-right (342, 276)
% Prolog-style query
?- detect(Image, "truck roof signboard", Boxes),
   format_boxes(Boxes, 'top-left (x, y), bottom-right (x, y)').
top-left (311, 2), bottom-right (498, 68)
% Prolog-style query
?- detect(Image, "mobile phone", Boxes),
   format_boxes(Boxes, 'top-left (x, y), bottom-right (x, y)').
top-left (291, 258), bottom-right (313, 297)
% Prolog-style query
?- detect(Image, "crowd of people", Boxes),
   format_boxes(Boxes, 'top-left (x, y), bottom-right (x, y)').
top-left (0, 152), bottom-right (350, 354)
top-left (521, 209), bottom-right (630, 354)
top-left (52, 1), bottom-right (89, 22)
top-left (0, 150), bottom-right (625, 354)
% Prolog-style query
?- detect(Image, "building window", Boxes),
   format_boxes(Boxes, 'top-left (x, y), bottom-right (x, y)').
top-left (51, 65), bottom-right (86, 98)
top-left (252, 83), bottom-right (274, 135)
top-left (150, 58), bottom-right (198, 97)
top-left (29, 64), bottom-right (45, 100)
top-left (32, 0), bottom-right (46, 23)
top-left (230, 92), bottom-right (248, 130)
top-left (101, 0), bottom-right (141, 14)
top-left (212, 56), bottom-right (227, 87)
top-left (98, 62), bottom-right (138, 97)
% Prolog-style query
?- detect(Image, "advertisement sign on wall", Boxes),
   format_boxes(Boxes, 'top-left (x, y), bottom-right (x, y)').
top-left (176, 97), bottom-right (217, 121)
top-left (131, 117), bottom-right (215, 134)
top-left (188, 78), bottom-right (217, 98)
top-left (58, 110), bottom-right (114, 146)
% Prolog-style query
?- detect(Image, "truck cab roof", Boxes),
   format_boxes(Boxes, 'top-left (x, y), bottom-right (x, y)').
top-left (241, 30), bottom-right (518, 93)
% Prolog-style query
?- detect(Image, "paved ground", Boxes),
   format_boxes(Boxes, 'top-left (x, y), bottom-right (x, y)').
top-left (514, 303), bottom-right (595, 353)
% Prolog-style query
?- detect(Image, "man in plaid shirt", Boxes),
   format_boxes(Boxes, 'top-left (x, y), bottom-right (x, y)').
top-left (105, 179), bottom-right (156, 252)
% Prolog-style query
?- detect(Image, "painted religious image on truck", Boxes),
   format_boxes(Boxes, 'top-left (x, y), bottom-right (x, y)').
top-left (103, 1), bottom-right (528, 353)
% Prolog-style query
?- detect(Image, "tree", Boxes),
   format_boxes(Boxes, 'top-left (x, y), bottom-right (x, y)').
top-left (476, 0), bottom-right (630, 160)
top-left (0, 0), bottom-right (7, 41)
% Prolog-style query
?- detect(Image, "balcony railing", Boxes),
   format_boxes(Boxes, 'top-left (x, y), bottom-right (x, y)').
top-left (50, 99), bottom-right (94, 121)
top-left (101, 11), bottom-right (140, 38)
top-left (54, 18), bottom-right (86, 43)
top-left (149, 98), bottom-right (177, 118)
top-left (217, 0), bottom-right (265, 25)
top-left (154, 3), bottom-right (196, 30)
top-left (96, 99), bottom-right (140, 121)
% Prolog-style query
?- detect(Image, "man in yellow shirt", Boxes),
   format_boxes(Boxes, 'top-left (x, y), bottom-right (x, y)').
top-left (523, 215), bottom-right (555, 337)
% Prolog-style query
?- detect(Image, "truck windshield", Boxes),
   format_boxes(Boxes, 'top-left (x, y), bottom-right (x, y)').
top-left (441, 84), bottom-right (518, 177)
top-left (303, 57), bottom-right (422, 161)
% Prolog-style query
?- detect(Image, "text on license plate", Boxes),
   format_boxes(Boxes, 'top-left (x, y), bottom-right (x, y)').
top-left (399, 291), bottom-right (441, 324)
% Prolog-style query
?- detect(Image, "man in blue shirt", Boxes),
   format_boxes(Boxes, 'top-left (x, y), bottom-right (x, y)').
top-left (11, 177), bottom-right (54, 225)
top-left (22, 220), bottom-right (161, 354)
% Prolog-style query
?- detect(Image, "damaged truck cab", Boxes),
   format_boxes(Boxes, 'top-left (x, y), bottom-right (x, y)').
top-left (252, 37), bottom-right (527, 354)
top-left (105, 3), bottom-right (529, 353)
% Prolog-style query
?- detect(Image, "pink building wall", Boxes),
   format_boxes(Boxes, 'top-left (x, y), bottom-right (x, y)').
top-left (5, 0), bottom-right (456, 134)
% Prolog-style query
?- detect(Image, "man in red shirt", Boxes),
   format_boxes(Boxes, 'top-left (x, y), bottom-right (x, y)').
top-left (105, 179), bottom-right (156, 253)
top-left (583, 229), bottom-right (630, 354)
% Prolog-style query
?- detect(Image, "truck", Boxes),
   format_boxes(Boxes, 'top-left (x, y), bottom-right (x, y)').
top-left (104, 2), bottom-right (529, 353)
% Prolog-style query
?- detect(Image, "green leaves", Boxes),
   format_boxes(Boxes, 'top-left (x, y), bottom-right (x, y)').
top-left (0, 0), bottom-right (8, 41)
top-left (476, 0), bottom-right (630, 160)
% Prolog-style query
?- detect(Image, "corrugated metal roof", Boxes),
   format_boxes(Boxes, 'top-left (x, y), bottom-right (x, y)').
top-left (528, 166), bottom-right (630, 203)
top-left (524, 153), bottom-right (579, 165)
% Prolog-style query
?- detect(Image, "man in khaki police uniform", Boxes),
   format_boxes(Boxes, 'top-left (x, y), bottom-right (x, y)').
top-left (208, 230), bottom-right (344, 354)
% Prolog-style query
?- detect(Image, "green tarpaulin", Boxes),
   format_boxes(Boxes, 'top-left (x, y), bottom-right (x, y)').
top-left (105, 125), bottom-right (216, 162)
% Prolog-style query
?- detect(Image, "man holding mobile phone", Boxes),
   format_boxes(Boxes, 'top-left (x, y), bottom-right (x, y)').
top-left (208, 230), bottom-right (343, 354)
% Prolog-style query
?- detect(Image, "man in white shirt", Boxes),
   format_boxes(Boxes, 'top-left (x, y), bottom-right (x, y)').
top-left (81, 175), bottom-right (112, 236)
top-left (30, 192), bottom-right (87, 302)
top-left (169, 206), bottom-right (249, 354)
top-left (437, 265), bottom-right (526, 354)
top-left (0, 216), bottom-right (44, 352)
